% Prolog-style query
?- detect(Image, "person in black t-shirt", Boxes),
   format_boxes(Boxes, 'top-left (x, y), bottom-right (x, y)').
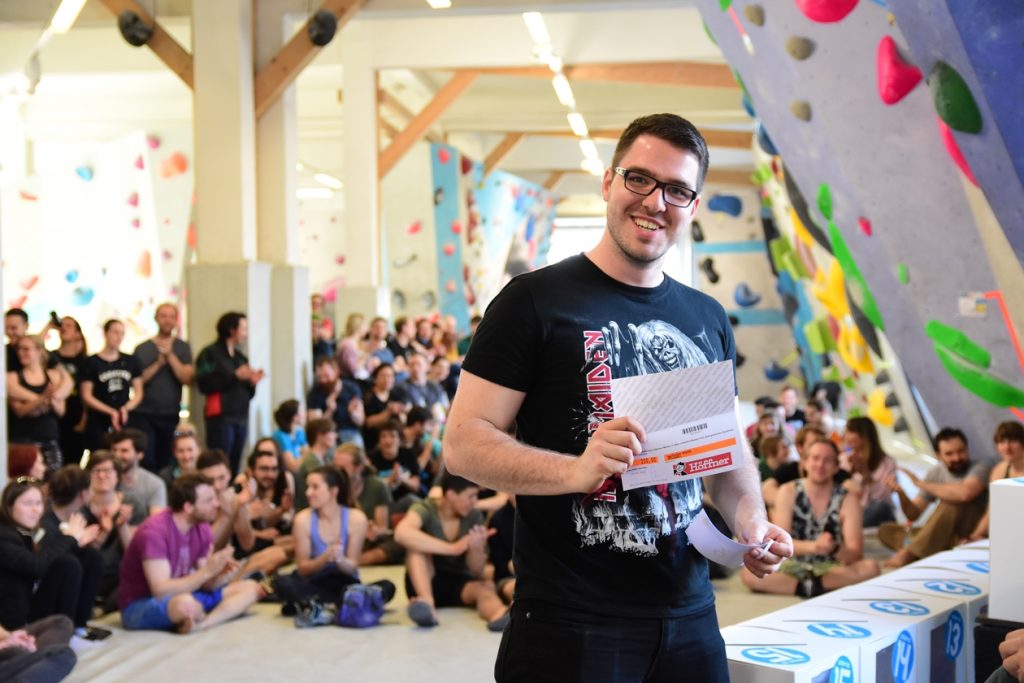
top-left (80, 320), bottom-right (143, 451)
top-left (443, 114), bottom-right (793, 681)
top-left (368, 420), bottom-right (423, 503)
top-left (54, 317), bottom-right (89, 465)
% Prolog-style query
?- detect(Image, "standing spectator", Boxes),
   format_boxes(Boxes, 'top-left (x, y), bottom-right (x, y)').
top-left (742, 439), bottom-right (879, 597)
top-left (54, 316), bottom-right (89, 465)
top-left (842, 416), bottom-right (897, 526)
top-left (0, 478), bottom-right (100, 634)
top-left (362, 364), bottom-right (407, 451)
top-left (80, 320), bottom-right (143, 452)
top-left (272, 400), bottom-right (308, 471)
top-left (110, 429), bottom-right (166, 523)
top-left (117, 474), bottom-right (265, 633)
top-left (307, 356), bottom-right (364, 448)
top-left (5, 309), bottom-right (65, 376)
top-left (196, 312), bottom-right (264, 475)
top-left (7, 336), bottom-right (69, 472)
top-left (131, 303), bottom-right (194, 473)
top-left (336, 313), bottom-right (370, 381)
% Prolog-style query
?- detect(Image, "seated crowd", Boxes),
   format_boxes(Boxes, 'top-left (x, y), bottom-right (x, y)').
top-left (3, 305), bottom-right (1020, 681)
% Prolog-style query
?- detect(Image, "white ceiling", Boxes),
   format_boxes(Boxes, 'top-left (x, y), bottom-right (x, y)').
top-left (0, 0), bottom-right (754, 215)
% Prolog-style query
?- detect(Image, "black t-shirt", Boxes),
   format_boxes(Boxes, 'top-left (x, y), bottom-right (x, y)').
top-left (55, 351), bottom-right (88, 424)
top-left (462, 254), bottom-right (737, 618)
top-left (84, 353), bottom-right (141, 409)
top-left (368, 445), bottom-right (423, 496)
top-left (7, 369), bottom-right (60, 443)
top-left (307, 379), bottom-right (363, 432)
top-left (386, 336), bottom-right (412, 363)
top-left (7, 344), bottom-right (61, 372)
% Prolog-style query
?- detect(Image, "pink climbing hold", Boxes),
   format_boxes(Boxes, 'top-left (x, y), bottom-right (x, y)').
top-left (794, 0), bottom-right (858, 23)
top-left (443, 243), bottom-right (456, 257)
top-left (876, 36), bottom-right (922, 105)
top-left (437, 148), bottom-right (451, 164)
top-left (451, 220), bottom-right (462, 235)
top-left (135, 155), bottom-right (145, 170)
top-left (131, 218), bottom-right (141, 229)
top-left (406, 220), bottom-right (422, 235)
top-left (937, 119), bottom-right (979, 186)
top-left (445, 280), bottom-right (457, 293)
top-left (858, 217), bottom-right (872, 236)
top-left (127, 192), bottom-right (139, 207)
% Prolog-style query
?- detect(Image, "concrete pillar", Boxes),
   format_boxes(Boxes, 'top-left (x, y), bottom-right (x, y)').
top-left (255, 1), bottom-right (312, 409)
top-left (339, 21), bottom-right (389, 324)
top-left (188, 0), bottom-right (272, 443)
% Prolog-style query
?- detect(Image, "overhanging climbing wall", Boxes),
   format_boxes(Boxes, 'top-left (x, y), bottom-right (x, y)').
top-left (698, 0), bottom-right (1024, 449)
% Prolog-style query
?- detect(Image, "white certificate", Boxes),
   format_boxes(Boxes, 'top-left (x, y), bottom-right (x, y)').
top-left (611, 360), bottom-right (743, 491)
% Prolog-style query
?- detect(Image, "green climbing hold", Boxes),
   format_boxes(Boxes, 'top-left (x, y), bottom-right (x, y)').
top-left (719, 0), bottom-right (732, 11)
top-left (898, 263), bottom-right (909, 284)
top-left (925, 320), bottom-right (991, 368)
top-left (817, 183), bottom-right (833, 220)
top-left (770, 236), bottom-right (809, 280)
top-left (827, 220), bottom-right (885, 331)
top-left (929, 61), bottom-right (982, 134)
top-left (934, 346), bottom-right (1024, 408)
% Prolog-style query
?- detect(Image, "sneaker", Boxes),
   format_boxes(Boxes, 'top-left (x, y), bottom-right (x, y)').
top-left (487, 611), bottom-right (510, 633)
top-left (878, 522), bottom-right (909, 552)
top-left (70, 634), bottom-right (107, 653)
top-left (407, 601), bottom-right (438, 628)
top-left (295, 600), bottom-right (337, 629)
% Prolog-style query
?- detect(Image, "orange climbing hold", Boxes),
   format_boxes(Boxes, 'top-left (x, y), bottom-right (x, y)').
top-left (876, 36), bottom-right (922, 105)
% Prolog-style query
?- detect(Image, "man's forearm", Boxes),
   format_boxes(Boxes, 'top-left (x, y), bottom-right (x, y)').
top-left (395, 526), bottom-right (460, 556)
top-left (918, 480), bottom-right (977, 504)
top-left (705, 455), bottom-right (766, 537)
top-left (149, 568), bottom-right (211, 598)
top-left (443, 417), bottom-right (580, 495)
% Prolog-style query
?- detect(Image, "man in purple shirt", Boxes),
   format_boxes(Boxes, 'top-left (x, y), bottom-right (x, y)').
top-left (118, 473), bottom-right (265, 632)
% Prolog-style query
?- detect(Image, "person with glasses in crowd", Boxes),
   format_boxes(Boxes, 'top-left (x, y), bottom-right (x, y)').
top-left (238, 439), bottom-right (296, 566)
top-left (443, 114), bottom-right (792, 681)
top-left (82, 451), bottom-right (136, 614)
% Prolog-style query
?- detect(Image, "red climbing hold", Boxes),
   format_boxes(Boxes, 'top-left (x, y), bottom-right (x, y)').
top-left (858, 217), bottom-right (872, 236)
top-left (876, 36), bottom-right (922, 105)
top-left (795, 0), bottom-right (858, 23)
top-left (437, 148), bottom-right (451, 164)
top-left (936, 119), bottom-right (979, 187)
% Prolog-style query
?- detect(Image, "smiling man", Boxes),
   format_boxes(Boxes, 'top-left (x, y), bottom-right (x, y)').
top-left (443, 114), bottom-right (793, 682)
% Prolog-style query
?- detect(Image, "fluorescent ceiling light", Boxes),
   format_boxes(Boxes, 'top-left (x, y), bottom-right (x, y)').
top-left (427, 0), bottom-right (452, 8)
top-left (297, 187), bottom-right (334, 199)
top-left (551, 73), bottom-right (575, 108)
top-left (522, 12), bottom-right (551, 45)
top-left (49, 0), bottom-right (88, 34)
top-left (567, 112), bottom-right (589, 138)
top-left (581, 158), bottom-right (605, 176)
top-left (314, 172), bottom-right (343, 189)
top-left (579, 138), bottom-right (599, 161)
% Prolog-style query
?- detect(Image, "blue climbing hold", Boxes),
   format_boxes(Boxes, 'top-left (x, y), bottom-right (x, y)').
top-left (755, 121), bottom-right (778, 156)
top-left (765, 360), bottom-right (789, 382)
top-left (75, 165), bottom-right (94, 181)
top-left (71, 287), bottom-right (95, 306)
top-left (735, 283), bottom-right (762, 308)
top-left (708, 194), bottom-right (743, 217)
top-left (65, 270), bottom-right (79, 283)
top-left (742, 93), bottom-right (756, 118)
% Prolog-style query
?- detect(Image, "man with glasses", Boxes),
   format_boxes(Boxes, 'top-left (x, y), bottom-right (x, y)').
top-left (444, 114), bottom-right (793, 681)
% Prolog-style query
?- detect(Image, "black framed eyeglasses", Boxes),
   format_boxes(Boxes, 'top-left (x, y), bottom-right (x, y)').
top-left (614, 167), bottom-right (698, 208)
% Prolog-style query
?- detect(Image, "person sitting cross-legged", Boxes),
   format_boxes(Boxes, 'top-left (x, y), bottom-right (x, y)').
top-left (117, 473), bottom-right (265, 633)
top-left (394, 472), bottom-right (508, 631)
top-left (742, 439), bottom-right (880, 598)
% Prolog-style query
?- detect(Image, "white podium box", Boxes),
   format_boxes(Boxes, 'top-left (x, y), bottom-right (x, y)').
top-left (746, 603), bottom-right (907, 683)
top-left (960, 538), bottom-right (990, 550)
top-left (721, 623), bottom-right (859, 683)
top-left (921, 549), bottom-right (990, 577)
top-left (817, 583), bottom-right (970, 683)
top-left (989, 477), bottom-right (1024, 622)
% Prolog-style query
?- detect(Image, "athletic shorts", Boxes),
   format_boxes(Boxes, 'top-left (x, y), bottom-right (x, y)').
top-left (404, 570), bottom-right (471, 608)
top-left (121, 589), bottom-right (224, 631)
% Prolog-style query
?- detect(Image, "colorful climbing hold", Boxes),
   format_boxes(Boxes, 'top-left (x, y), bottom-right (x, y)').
top-left (437, 147), bottom-right (451, 164)
top-left (743, 4), bottom-right (765, 26)
top-left (718, 0), bottom-right (732, 10)
top-left (65, 270), bottom-right (79, 283)
top-left (71, 287), bottom-right (95, 307)
top-left (741, 93), bottom-right (756, 118)
top-left (703, 21), bottom-right (718, 46)
top-left (445, 279), bottom-right (457, 293)
top-left (146, 135), bottom-right (161, 149)
top-left (734, 283), bottom-right (762, 308)
top-left (858, 217), bottom-right (872, 236)
top-left (136, 250), bottom-right (152, 278)
top-left (707, 194), bottom-right (743, 217)
top-left (335, 255), bottom-right (346, 265)
top-left (75, 165), bottom-right (94, 181)
top-left (131, 218), bottom-right (141, 229)
top-left (443, 243), bottom-right (456, 257)
top-left (160, 152), bottom-right (189, 178)
top-left (19, 190), bottom-right (38, 201)
top-left (127, 192), bottom-right (139, 207)
top-left (795, 0), bottom-right (859, 23)
top-left (700, 257), bottom-right (720, 284)
top-left (791, 100), bottom-right (812, 121)
top-left (691, 221), bottom-right (705, 243)
top-left (925, 320), bottom-right (991, 368)
top-left (406, 220), bottom-right (422, 235)
top-left (876, 36), bottom-right (922, 105)
top-left (764, 360), bottom-right (789, 382)
top-left (933, 346), bottom-right (1024, 408)
top-left (827, 220), bottom-right (885, 331)
top-left (936, 119), bottom-right (979, 186)
top-left (135, 155), bottom-right (145, 170)
top-left (460, 156), bottom-right (473, 175)
top-left (929, 61), bottom-right (982, 134)
top-left (451, 220), bottom-right (463, 234)
top-left (867, 388), bottom-right (895, 427)
top-left (755, 121), bottom-right (778, 155)
top-left (897, 263), bottom-right (909, 284)
top-left (785, 36), bottom-right (816, 60)
top-left (817, 183), bottom-right (833, 220)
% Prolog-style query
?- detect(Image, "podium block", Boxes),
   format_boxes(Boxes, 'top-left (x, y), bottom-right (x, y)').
top-left (989, 478), bottom-right (1024, 622)
top-left (924, 549), bottom-right (990, 577)
top-left (721, 623), bottom-right (860, 683)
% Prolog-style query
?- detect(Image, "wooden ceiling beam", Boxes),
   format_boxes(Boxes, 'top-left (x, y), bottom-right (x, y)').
top-left (471, 61), bottom-right (738, 89)
top-left (98, 0), bottom-right (194, 89)
top-left (543, 171), bottom-right (567, 191)
top-left (254, 0), bottom-right (366, 119)
top-left (483, 133), bottom-right (525, 175)
top-left (379, 88), bottom-right (444, 144)
top-left (378, 70), bottom-right (477, 179)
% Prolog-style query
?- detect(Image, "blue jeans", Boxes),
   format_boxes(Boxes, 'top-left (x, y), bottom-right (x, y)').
top-left (494, 600), bottom-right (728, 682)
top-left (205, 417), bottom-right (249, 475)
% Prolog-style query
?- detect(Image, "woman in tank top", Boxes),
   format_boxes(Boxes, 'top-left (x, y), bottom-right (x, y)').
top-left (6, 335), bottom-right (67, 472)
top-left (273, 465), bottom-right (394, 620)
top-left (965, 420), bottom-right (1024, 542)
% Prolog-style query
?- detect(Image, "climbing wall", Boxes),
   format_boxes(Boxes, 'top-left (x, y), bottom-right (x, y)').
top-left (697, 0), bottom-right (1024, 449)
top-left (1, 130), bottom-right (194, 350)
top-left (694, 187), bottom-right (794, 400)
